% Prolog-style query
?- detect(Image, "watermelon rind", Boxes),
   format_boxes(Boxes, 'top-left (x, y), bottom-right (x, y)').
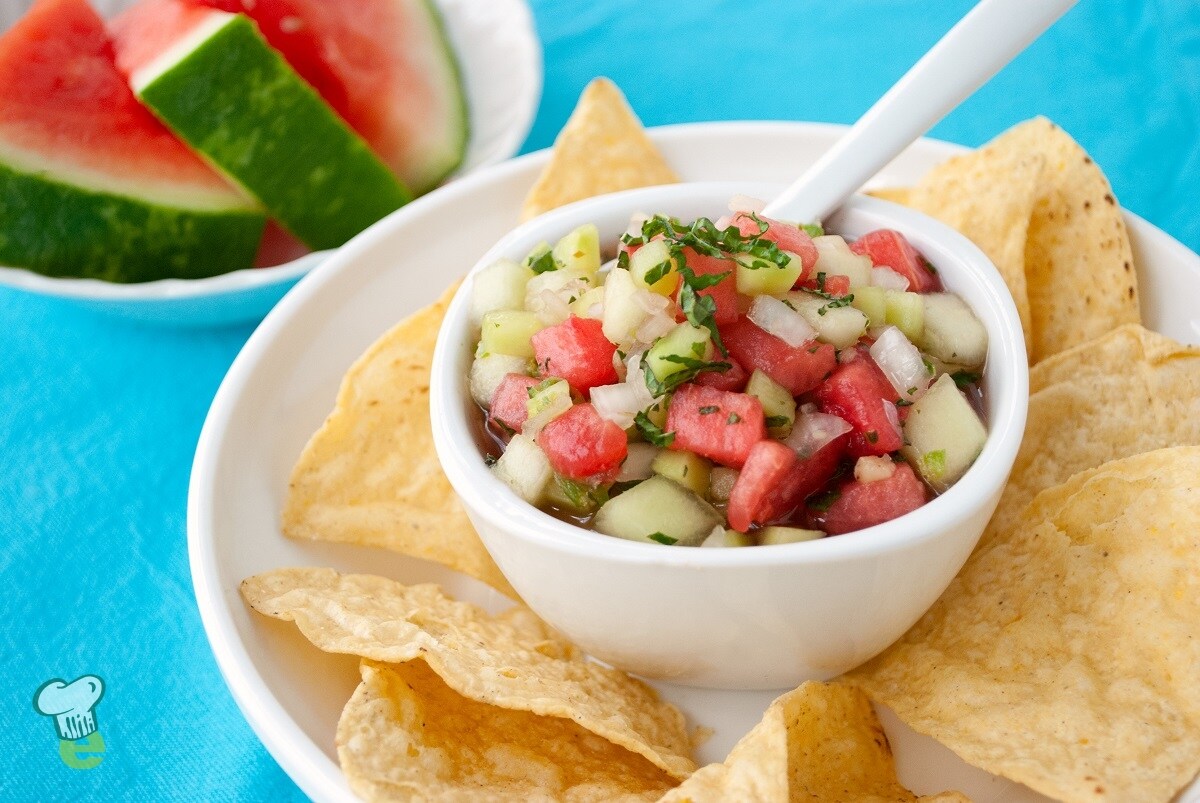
top-left (132, 12), bottom-right (412, 251)
top-left (400, 0), bottom-right (469, 195)
top-left (0, 160), bottom-right (265, 283)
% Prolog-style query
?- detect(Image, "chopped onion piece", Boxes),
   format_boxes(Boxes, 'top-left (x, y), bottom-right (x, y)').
top-left (854, 455), bottom-right (896, 484)
top-left (617, 442), bottom-right (660, 482)
top-left (869, 326), bottom-right (931, 400)
top-left (523, 394), bottom-right (573, 438)
top-left (634, 289), bottom-right (671, 314)
top-left (747, 295), bottom-right (817, 347)
top-left (700, 525), bottom-right (729, 548)
top-left (785, 411), bottom-right (852, 458)
top-left (871, 266), bottom-right (909, 291)
top-left (882, 396), bottom-right (903, 442)
top-left (591, 372), bottom-right (656, 430)
top-left (727, 194), bottom-right (766, 214)
top-left (634, 310), bottom-right (677, 344)
top-left (531, 288), bottom-right (571, 325)
top-left (624, 213), bottom-right (650, 239)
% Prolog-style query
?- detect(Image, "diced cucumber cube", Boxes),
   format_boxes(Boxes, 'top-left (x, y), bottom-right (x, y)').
top-left (900, 373), bottom-right (987, 492)
top-left (628, 239), bottom-right (680, 296)
top-left (745, 370), bottom-right (795, 438)
top-left (735, 251), bottom-right (804, 297)
top-left (812, 235), bottom-right (872, 288)
top-left (552, 224), bottom-right (601, 275)
top-left (480, 310), bottom-right (544, 359)
top-left (545, 474), bottom-right (606, 516)
top-left (471, 259), bottom-right (534, 325)
top-left (785, 292), bottom-right (868, 349)
top-left (469, 353), bottom-right (531, 407)
top-left (651, 449), bottom-right (711, 496)
top-left (851, 285), bottom-right (887, 328)
top-left (646, 323), bottom-right (711, 383)
top-left (708, 466), bottom-right (739, 503)
top-left (523, 242), bottom-right (554, 271)
top-left (569, 286), bottom-right (606, 319)
top-left (524, 379), bottom-right (573, 437)
top-left (593, 476), bottom-right (722, 546)
top-left (884, 290), bottom-right (924, 342)
top-left (758, 526), bottom-right (824, 545)
top-left (602, 267), bottom-right (648, 348)
top-left (917, 293), bottom-right (988, 369)
top-left (701, 527), bottom-right (754, 547)
top-left (492, 434), bottom-right (552, 504)
top-left (525, 267), bottom-right (595, 308)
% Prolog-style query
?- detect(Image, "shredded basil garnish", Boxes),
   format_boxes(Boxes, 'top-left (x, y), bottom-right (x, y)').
top-left (648, 532), bottom-right (678, 545)
top-left (641, 353), bottom-right (731, 397)
top-left (528, 250), bottom-right (558, 274)
top-left (808, 490), bottom-right (840, 512)
top-left (699, 405), bottom-right (720, 415)
top-left (634, 411), bottom-right (675, 447)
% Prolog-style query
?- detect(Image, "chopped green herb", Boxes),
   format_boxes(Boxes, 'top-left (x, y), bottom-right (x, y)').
top-left (634, 411), bottom-right (675, 447)
top-left (556, 475), bottom-right (609, 511)
top-left (951, 370), bottom-right (982, 389)
top-left (483, 453), bottom-right (498, 467)
top-left (921, 256), bottom-right (938, 275)
top-left (616, 250), bottom-right (630, 270)
top-left (690, 340), bottom-right (706, 357)
top-left (764, 415), bottom-right (791, 428)
top-left (921, 449), bottom-right (947, 479)
top-left (699, 405), bottom-right (720, 415)
top-left (641, 353), bottom-right (731, 397)
top-left (727, 412), bottom-right (742, 425)
top-left (643, 258), bottom-right (674, 286)
top-left (528, 250), bottom-right (558, 274)
top-left (808, 489), bottom-right (840, 512)
top-left (800, 223), bottom-right (824, 238)
top-left (648, 532), bottom-right (678, 545)
top-left (866, 430), bottom-right (879, 444)
top-left (527, 378), bottom-right (558, 398)
top-left (922, 357), bottom-right (935, 376)
top-left (895, 399), bottom-right (913, 408)
top-left (810, 271), bottom-right (854, 315)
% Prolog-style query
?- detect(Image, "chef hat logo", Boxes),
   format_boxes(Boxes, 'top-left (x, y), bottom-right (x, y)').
top-left (34, 676), bottom-right (105, 741)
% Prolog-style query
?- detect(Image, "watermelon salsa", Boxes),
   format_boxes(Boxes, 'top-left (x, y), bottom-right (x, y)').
top-left (473, 201), bottom-right (990, 547)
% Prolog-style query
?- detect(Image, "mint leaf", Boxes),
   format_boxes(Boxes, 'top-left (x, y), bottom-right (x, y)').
top-left (634, 411), bottom-right (675, 447)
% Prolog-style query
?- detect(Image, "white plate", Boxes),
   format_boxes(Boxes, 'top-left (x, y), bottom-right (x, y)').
top-left (189, 122), bottom-right (1200, 802)
top-left (0, 0), bottom-right (542, 326)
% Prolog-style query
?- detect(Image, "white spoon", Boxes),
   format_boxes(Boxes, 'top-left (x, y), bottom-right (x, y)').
top-left (762, 0), bottom-right (1079, 223)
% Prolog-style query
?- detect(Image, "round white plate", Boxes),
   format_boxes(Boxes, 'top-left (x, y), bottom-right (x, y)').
top-left (189, 122), bottom-right (1200, 802)
top-left (0, 0), bottom-right (542, 326)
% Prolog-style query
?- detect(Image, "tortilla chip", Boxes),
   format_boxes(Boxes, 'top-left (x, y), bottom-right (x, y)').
top-left (848, 447), bottom-right (1200, 802)
top-left (338, 659), bottom-right (675, 801)
top-left (902, 147), bottom-right (1045, 355)
top-left (521, 78), bottom-right (679, 221)
top-left (660, 682), bottom-right (966, 803)
top-left (989, 118), bottom-right (1139, 362)
top-left (241, 568), bottom-right (696, 780)
top-left (280, 282), bottom-right (517, 600)
top-left (985, 324), bottom-right (1200, 539)
top-left (866, 187), bottom-right (914, 206)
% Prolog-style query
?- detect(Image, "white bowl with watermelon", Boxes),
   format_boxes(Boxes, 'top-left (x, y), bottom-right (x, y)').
top-left (430, 181), bottom-right (1029, 690)
top-left (0, 0), bottom-right (540, 325)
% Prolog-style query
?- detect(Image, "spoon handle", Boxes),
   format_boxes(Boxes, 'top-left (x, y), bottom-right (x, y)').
top-left (762, 0), bottom-right (1078, 223)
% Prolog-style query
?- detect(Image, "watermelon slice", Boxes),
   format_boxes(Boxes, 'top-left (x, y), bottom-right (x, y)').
top-left (112, 0), bottom-right (412, 250)
top-left (0, 0), bottom-right (265, 282)
top-left (191, 0), bottom-right (469, 197)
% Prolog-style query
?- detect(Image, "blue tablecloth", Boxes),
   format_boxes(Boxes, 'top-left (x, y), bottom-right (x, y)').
top-left (2, 1), bottom-right (1196, 799)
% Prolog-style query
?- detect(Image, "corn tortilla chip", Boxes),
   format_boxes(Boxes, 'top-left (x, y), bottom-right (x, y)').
top-left (521, 78), bottom-right (679, 221)
top-left (991, 118), bottom-right (1140, 362)
top-left (902, 147), bottom-right (1045, 355)
top-left (338, 659), bottom-right (675, 801)
top-left (241, 568), bottom-right (696, 780)
top-left (986, 324), bottom-right (1200, 539)
top-left (866, 187), bottom-right (914, 205)
top-left (660, 682), bottom-right (966, 803)
top-left (281, 282), bottom-right (517, 600)
top-left (848, 447), bottom-right (1200, 802)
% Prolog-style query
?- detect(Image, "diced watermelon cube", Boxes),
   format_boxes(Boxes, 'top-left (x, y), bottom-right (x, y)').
top-left (814, 358), bottom-right (903, 457)
top-left (726, 435), bottom-right (847, 531)
top-left (849, 230), bottom-right (941, 293)
top-left (815, 462), bottom-right (927, 534)
top-left (536, 403), bottom-right (628, 482)
top-left (799, 273), bottom-right (851, 296)
top-left (532, 316), bottom-right (618, 396)
top-left (666, 383), bottom-right (764, 468)
top-left (676, 247), bottom-right (739, 325)
top-left (694, 356), bottom-right (749, 392)
top-left (730, 212), bottom-right (818, 279)
top-left (720, 317), bottom-right (837, 396)
top-left (489, 373), bottom-right (541, 433)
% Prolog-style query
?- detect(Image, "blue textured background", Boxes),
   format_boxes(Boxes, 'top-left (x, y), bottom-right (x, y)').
top-left (1, 1), bottom-right (1196, 799)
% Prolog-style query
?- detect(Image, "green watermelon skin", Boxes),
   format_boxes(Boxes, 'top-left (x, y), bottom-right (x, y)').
top-left (134, 14), bottom-right (412, 251)
top-left (0, 162), bottom-right (266, 283)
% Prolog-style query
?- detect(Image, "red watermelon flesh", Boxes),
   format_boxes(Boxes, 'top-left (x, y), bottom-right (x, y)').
top-left (0, 0), bottom-right (250, 210)
top-left (187, 0), bottom-right (468, 196)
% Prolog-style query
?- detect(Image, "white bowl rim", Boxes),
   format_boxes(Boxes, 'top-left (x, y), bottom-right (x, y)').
top-left (431, 181), bottom-right (1029, 568)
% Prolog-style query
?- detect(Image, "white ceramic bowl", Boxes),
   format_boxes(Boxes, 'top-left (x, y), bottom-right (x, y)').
top-left (0, 0), bottom-right (541, 326)
top-left (430, 181), bottom-right (1029, 689)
